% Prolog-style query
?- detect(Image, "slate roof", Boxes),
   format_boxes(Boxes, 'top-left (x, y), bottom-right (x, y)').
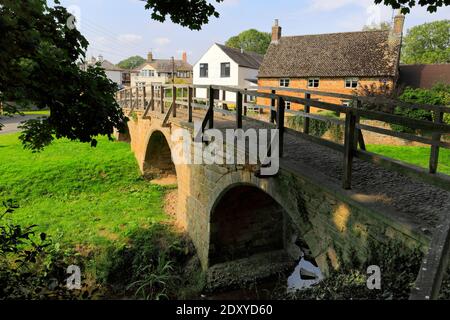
top-left (135, 59), bottom-right (192, 73)
top-left (258, 30), bottom-right (401, 78)
top-left (216, 43), bottom-right (264, 69)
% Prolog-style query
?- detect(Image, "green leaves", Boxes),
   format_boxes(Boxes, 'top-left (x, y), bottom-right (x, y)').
top-left (225, 29), bottom-right (272, 55)
top-left (143, 0), bottom-right (224, 31)
top-left (401, 20), bottom-right (450, 64)
top-left (117, 56), bottom-right (146, 70)
top-left (0, 0), bottom-right (127, 151)
top-left (374, 0), bottom-right (450, 14)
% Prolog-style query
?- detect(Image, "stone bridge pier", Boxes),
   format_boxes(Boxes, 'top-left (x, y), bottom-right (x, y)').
top-left (117, 110), bottom-right (430, 285)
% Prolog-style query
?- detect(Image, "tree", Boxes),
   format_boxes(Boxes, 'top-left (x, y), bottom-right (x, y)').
top-left (143, 0), bottom-right (224, 30)
top-left (117, 56), bottom-right (146, 70)
top-left (0, 0), bottom-right (127, 151)
top-left (225, 29), bottom-right (271, 55)
top-left (401, 20), bottom-right (450, 64)
top-left (362, 21), bottom-right (391, 31)
top-left (374, 0), bottom-right (450, 14)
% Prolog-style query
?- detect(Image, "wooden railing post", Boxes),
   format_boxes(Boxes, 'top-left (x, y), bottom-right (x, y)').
top-left (188, 86), bottom-right (193, 123)
top-left (160, 86), bottom-right (164, 114)
top-left (343, 109), bottom-right (357, 189)
top-left (236, 91), bottom-right (243, 129)
top-left (430, 110), bottom-right (443, 174)
top-left (277, 96), bottom-right (286, 158)
top-left (243, 89), bottom-right (248, 116)
top-left (304, 93), bottom-right (311, 134)
top-left (172, 86), bottom-right (177, 118)
top-left (354, 98), bottom-right (366, 150)
top-left (142, 86), bottom-right (147, 110)
top-left (150, 84), bottom-right (155, 111)
top-left (128, 88), bottom-right (132, 109)
top-left (208, 85), bottom-right (214, 129)
top-left (270, 90), bottom-right (276, 123)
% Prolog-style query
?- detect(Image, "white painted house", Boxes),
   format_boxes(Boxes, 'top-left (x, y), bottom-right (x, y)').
top-left (193, 43), bottom-right (264, 103)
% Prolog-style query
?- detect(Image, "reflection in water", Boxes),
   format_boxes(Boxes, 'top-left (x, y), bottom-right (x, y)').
top-left (287, 257), bottom-right (323, 293)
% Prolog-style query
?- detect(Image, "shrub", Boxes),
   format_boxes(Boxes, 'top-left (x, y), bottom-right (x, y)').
top-left (391, 83), bottom-right (450, 133)
top-left (287, 111), bottom-right (343, 141)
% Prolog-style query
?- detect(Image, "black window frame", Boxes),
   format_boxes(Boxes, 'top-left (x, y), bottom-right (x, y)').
top-left (199, 63), bottom-right (209, 78)
top-left (308, 78), bottom-right (320, 88)
top-left (220, 62), bottom-right (231, 78)
top-left (280, 78), bottom-right (290, 87)
top-left (345, 78), bottom-right (358, 88)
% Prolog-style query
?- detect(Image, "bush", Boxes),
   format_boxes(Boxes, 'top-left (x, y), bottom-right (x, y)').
top-left (287, 111), bottom-right (343, 142)
top-left (391, 83), bottom-right (450, 133)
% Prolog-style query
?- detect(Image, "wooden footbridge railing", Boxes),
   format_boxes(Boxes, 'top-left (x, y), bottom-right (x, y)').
top-left (117, 83), bottom-right (450, 300)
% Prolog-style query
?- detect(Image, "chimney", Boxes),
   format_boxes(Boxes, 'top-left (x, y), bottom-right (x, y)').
top-left (98, 55), bottom-right (104, 62)
top-left (147, 52), bottom-right (153, 62)
top-left (392, 10), bottom-right (405, 37)
top-left (271, 19), bottom-right (282, 44)
top-left (182, 51), bottom-right (187, 63)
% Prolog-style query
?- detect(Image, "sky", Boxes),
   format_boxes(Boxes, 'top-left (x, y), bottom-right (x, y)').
top-left (58, 0), bottom-right (450, 65)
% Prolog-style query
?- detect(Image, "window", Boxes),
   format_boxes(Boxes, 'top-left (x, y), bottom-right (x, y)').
top-left (280, 78), bottom-right (290, 87)
top-left (140, 70), bottom-right (154, 77)
top-left (137, 82), bottom-right (146, 88)
top-left (200, 63), bottom-right (208, 78)
top-left (345, 78), bottom-right (358, 88)
top-left (285, 101), bottom-right (291, 109)
top-left (221, 62), bottom-right (231, 78)
top-left (308, 78), bottom-right (320, 88)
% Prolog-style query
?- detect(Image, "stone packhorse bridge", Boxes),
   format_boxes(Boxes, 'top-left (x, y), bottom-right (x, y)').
top-left (116, 84), bottom-right (450, 298)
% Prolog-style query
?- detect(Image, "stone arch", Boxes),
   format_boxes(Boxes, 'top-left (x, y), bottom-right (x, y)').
top-left (143, 130), bottom-right (177, 181)
top-left (208, 182), bottom-right (291, 265)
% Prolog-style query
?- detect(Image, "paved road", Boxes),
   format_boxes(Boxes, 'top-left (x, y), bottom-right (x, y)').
top-left (0, 114), bottom-right (44, 134)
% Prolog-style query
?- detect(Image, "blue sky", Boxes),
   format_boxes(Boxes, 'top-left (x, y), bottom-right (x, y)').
top-left (58, 0), bottom-right (450, 64)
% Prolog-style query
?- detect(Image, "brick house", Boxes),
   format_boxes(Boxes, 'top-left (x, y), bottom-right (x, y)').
top-left (257, 14), bottom-right (405, 112)
top-left (131, 52), bottom-right (193, 87)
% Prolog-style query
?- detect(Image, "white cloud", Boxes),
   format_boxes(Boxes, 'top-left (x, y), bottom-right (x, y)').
top-left (117, 33), bottom-right (143, 44)
top-left (154, 37), bottom-right (171, 46)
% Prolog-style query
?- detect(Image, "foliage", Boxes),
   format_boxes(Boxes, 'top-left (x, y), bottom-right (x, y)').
top-left (357, 82), bottom-right (397, 113)
top-left (0, 0), bottom-right (127, 151)
top-left (96, 224), bottom-right (201, 300)
top-left (401, 20), bottom-right (450, 64)
top-left (143, 0), bottom-right (224, 30)
top-left (225, 29), bottom-right (272, 55)
top-left (374, 0), bottom-right (450, 14)
top-left (287, 111), bottom-right (343, 142)
top-left (117, 56), bottom-right (146, 70)
top-left (287, 240), bottom-right (423, 300)
top-left (391, 83), bottom-right (450, 133)
top-left (362, 21), bottom-right (392, 31)
top-left (0, 200), bottom-right (100, 299)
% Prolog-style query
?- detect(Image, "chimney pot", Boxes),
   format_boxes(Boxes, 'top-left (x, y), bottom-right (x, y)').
top-left (182, 51), bottom-right (187, 63)
top-left (271, 19), bottom-right (282, 44)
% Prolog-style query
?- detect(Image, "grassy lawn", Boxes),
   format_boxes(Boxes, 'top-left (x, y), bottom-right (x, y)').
top-left (21, 110), bottom-right (50, 115)
top-left (0, 133), bottom-right (169, 248)
top-left (367, 144), bottom-right (450, 176)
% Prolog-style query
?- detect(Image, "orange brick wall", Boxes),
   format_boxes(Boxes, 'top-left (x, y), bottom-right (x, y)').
top-left (257, 77), bottom-right (395, 113)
